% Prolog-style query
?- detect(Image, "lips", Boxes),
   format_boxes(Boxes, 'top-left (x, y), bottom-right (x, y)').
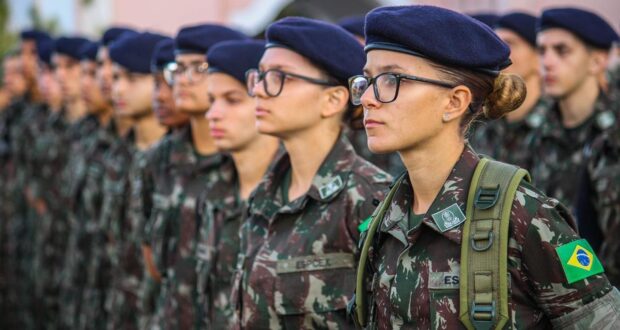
top-left (209, 127), bottom-right (226, 138)
top-left (255, 107), bottom-right (270, 117)
top-left (364, 118), bottom-right (384, 128)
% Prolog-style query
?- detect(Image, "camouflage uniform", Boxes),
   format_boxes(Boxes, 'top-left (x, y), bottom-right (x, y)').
top-left (530, 92), bottom-right (618, 210)
top-left (58, 114), bottom-right (106, 328)
top-left (231, 134), bottom-right (391, 329)
top-left (358, 144), bottom-right (620, 329)
top-left (577, 128), bottom-right (620, 287)
top-left (346, 127), bottom-right (405, 177)
top-left (146, 125), bottom-right (235, 330)
top-left (469, 97), bottom-right (550, 170)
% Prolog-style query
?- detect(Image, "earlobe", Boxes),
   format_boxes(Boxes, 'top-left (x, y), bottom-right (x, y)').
top-left (321, 86), bottom-right (349, 118)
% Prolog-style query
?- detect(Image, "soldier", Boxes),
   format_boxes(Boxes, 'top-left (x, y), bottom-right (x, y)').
top-left (195, 39), bottom-right (280, 329)
top-left (100, 32), bottom-right (169, 330)
top-left (530, 8), bottom-right (620, 210)
top-left (234, 17), bottom-right (391, 328)
top-left (469, 12), bottom-right (549, 170)
top-left (145, 24), bottom-right (244, 330)
top-left (576, 127), bottom-right (620, 287)
top-left (338, 16), bottom-right (406, 177)
top-left (349, 5), bottom-right (620, 329)
top-left (136, 37), bottom-right (190, 329)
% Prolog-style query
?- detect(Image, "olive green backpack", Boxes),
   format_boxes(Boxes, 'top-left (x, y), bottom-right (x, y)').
top-left (353, 158), bottom-right (531, 330)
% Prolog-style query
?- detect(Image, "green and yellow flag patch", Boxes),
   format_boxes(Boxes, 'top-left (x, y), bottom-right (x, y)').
top-left (358, 216), bottom-right (372, 233)
top-left (556, 239), bottom-right (604, 284)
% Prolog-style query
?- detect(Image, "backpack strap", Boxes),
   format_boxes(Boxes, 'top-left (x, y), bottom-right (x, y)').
top-left (459, 158), bottom-right (531, 330)
top-left (353, 173), bottom-right (407, 328)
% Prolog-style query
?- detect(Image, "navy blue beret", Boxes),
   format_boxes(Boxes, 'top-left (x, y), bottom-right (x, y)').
top-left (266, 17), bottom-right (365, 85)
top-left (102, 27), bottom-right (138, 46)
top-left (538, 7), bottom-right (620, 50)
top-left (20, 29), bottom-right (52, 44)
top-left (207, 39), bottom-right (265, 84)
top-left (365, 6), bottom-right (511, 76)
top-left (174, 24), bottom-right (247, 55)
top-left (79, 41), bottom-right (100, 61)
top-left (495, 12), bottom-right (538, 47)
top-left (37, 38), bottom-right (55, 66)
top-left (54, 37), bottom-right (91, 60)
top-left (109, 32), bottom-right (168, 73)
top-left (150, 37), bottom-right (175, 72)
top-left (338, 16), bottom-right (365, 38)
top-left (470, 13), bottom-right (500, 27)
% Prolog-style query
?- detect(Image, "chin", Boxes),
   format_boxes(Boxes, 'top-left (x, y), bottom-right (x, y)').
top-left (367, 136), bottom-right (398, 154)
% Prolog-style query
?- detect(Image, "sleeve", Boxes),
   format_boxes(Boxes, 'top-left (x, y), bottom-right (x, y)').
top-left (521, 198), bottom-right (620, 328)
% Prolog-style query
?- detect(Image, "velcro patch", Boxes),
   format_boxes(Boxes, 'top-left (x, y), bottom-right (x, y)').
top-left (276, 253), bottom-right (354, 274)
top-left (429, 272), bottom-right (460, 289)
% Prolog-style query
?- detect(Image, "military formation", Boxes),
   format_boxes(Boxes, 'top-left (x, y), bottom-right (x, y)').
top-left (0, 4), bottom-right (619, 330)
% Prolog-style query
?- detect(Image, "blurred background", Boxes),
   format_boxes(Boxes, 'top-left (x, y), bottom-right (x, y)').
top-left (0, 0), bottom-right (619, 55)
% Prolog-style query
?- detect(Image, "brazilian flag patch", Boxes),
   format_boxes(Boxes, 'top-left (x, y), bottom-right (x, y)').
top-left (358, 216), bottom-right (372, 233)
top-left (556, 239), bottom-right (604, 284)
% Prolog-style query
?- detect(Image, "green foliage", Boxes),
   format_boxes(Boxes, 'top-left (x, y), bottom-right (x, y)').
top-left (0, 0), bottom-right (16, 57)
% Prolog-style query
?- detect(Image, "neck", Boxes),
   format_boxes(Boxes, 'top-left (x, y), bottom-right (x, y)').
top-left (190, 114), bottom-right (218, 156)
top-left (96, 105), bottom-right (113, 127)
top-left (400, 130), bottom-right (464, 214)
top-left (505, 74), bottom-right (541, 123)
top-left (283, 123), bottom-right (341, 201)
top-left (232, 135), bottom-right (280, 200)
top-left (558, 78), bottom-right (600, 128)
top-left (134, 113), bottom-right (167, 151)
top-left (65, 98), bottom-right (87, 123)
top-left (114, 116), bottom-right (134, 137)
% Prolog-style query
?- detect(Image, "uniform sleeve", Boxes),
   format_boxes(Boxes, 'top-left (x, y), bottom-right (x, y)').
top-left (521, 198), bottom-right (620, 328)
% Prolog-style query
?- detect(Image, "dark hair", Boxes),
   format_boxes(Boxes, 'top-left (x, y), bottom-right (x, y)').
top-left (431, 63), bottom-right (527, 134)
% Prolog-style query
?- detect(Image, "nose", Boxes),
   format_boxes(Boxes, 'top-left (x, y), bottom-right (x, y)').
top-left (206, 99), bottom-right (223, 121)
top-left (360, 83), bottom-right (380, 111)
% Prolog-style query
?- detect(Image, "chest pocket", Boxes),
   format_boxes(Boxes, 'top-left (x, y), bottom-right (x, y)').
top-left (274, 253), bottom-right (356, 318)
top-left (429, 272), bottom-right (465, 330)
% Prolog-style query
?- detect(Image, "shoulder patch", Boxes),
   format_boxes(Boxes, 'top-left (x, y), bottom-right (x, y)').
top-left (556, 239), bottom-right (604, 284)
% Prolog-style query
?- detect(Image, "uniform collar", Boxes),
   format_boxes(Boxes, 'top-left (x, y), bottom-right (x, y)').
top-left (380, 145), bottom-right (480, 246)
top-left (249, 133), bottom-right (357, 219)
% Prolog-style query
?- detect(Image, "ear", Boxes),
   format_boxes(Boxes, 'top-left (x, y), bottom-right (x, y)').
top-left (589, 50), bottom-right (609, 75)
top-left (320, 85), bottom-right (349, 118)
top-left (442, 85), bottom-right (471, 123)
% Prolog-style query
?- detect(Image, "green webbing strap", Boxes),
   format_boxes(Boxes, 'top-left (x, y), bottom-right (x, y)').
top-left (459, 158), bottom-right (530, 330)
top-left (355, 173), bottom-right (406, 328)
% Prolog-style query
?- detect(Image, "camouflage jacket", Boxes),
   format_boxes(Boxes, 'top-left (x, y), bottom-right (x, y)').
top-left (469, 97), bottom-right (550, 171)
top-left (530, 92), bottom-right (618, 210)
top-left (145, 124), bottom-right (235, 330)
top-left (359, 144), bottom-right (619, 329)
top-left (232, 134), bottom-right (391, 329)
top-left (577, 128), bottom-right (620, 287)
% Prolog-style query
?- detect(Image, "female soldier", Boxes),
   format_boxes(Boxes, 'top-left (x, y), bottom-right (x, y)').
top-left (232, 17), bottom-right (391, 329)
top-left (351, 5), bottom-right (620, 329)
top-left (195, 39), bottom-right (280, 328)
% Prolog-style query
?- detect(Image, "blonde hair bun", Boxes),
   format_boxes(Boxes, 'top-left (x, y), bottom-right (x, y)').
top-left (483, 73), bottom-right (527, 120)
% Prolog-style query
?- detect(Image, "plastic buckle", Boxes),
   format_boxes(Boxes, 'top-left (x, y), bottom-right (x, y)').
top-left (470, 301), bottom-right (496, 330)
top-left (471, 231), bottom-right (494, 252)
top-left (475, 185), bottom-right (499, 210)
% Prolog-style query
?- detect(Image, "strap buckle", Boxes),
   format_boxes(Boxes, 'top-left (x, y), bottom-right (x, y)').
top-left (475, 185), bottom-right (499, 210)
top-left (471, 231), bottom-right (494, 252)
top-left (470, 301), bottom-right (496, 330)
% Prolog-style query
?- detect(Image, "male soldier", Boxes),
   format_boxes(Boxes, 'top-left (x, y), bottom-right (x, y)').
top-left (531, 8), bottom-right (620, 210)
top-left (102, 32), bottom-right (168, 330)
top-left (338, 16), bottom-right (405, 177)
top-left (470, 12), bottom-right (549, 170)
top-left (145, 24), bottom-right (244, 329)
top-left (134, 37), bottom-right (190, 329)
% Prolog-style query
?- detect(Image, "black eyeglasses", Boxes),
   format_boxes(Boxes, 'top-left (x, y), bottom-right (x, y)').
top-left (163, 62), bottom-right (209, 86)
top-left (348, 72), bottom-right (457, 105)
top-left (245, 68), bottom-right (338, 97)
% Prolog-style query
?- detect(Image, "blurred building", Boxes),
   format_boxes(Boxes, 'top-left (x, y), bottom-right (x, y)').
top-left (7, 0), bottom-right (620, 38)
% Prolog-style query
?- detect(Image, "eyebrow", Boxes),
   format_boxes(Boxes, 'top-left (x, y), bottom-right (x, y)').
top-left (258, 63), bottom-right (292, 71)
top-left (363, 64), bottom-right (406, 76)
top-left (176, 59), bottom-right (205, 66)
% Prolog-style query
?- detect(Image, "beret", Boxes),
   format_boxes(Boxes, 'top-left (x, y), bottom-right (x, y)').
top-left (365, 5), bottom-right (511, 76)
top-left (20, 29), bottom-right (52, 44)
top-left (470, 13), bottom-right (500, 27)
top-left (207, 39), bottom-right (265, 84)
top-left (109, 32), bottom-right (168, 73)
top-left (338, 16), bottom-right (365, 38)
top-left (175, 24), bottom-right (247, 55)
top-left (151, 37), bottom-right (175, 72)
top-left (102, 27), bottom-right (138, 46)
top-left (36, 38), bottom-right (55, 66)
top-left (495, 12), bottom-right (538, 47)
top-left (538, 7), bottom-right (620, 50)
top-left (79, 40), bottom-right (100, 61)
top-left (266, 16), bottom-right (365, 85)
top-left (54, 36), bottom-right (91, 60)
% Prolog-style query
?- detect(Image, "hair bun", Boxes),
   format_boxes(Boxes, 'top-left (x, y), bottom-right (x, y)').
top-left (483, 73), bottom-right (527, 120)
